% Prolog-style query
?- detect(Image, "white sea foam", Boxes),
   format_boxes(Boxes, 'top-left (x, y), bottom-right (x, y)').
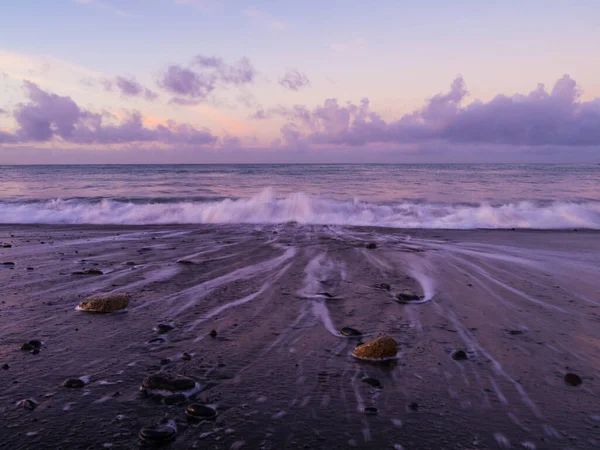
top-left (1, 189), bottom-right (599, 229)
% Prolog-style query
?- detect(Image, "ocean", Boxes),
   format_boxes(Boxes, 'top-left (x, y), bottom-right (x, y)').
top-left (0, 163), bottom-right (599, 228)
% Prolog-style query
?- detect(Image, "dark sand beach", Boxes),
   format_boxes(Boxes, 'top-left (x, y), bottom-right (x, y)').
top-left (1, 224), bottom-right (599, 449)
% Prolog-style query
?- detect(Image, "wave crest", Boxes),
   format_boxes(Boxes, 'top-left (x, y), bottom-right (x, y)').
top-left (1, 189), bottom-right (599, 229)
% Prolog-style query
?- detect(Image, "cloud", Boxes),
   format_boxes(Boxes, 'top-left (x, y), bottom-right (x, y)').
top-left (159, 55), bottom-right (256, 104)
top-left (278, 69), bottom-right (310, 91)
top-left (275, 75), bottom-right (600, 148)
top-left (2, 81), bottom-right (217, 146)
top-left (100, 76), bottom-right (158, 100)
top-left (243, 8), bottom-right (288, 31)
top-left (0, 108), bottom-right (7, 115)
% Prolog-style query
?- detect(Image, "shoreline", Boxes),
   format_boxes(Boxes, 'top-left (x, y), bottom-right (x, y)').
top-left (1, 224), bottom-right (599, 449)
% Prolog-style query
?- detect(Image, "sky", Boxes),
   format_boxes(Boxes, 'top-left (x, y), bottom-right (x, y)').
top-left (1, 0), bottom-right (599, 163)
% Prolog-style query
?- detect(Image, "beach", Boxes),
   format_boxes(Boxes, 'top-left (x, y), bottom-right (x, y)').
top-left (1, 224), bottom-right (599, 449)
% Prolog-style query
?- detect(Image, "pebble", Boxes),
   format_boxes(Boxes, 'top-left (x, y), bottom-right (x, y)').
top-left (209, 330), bottom-right (218, 338)
top-left (71, 269), bottom-right (104, 276)
top-left (362, 377), bottom-right (382, 388)
top-left (2, 364), bottom-right (8, 370)
top-left (340, 327), bottom-right (362, 337)
top-left (186, 403), bottom-right (217, 420)
top-left (364, 407), bottom-right (378, 415)
top-left (177, 260), bottom-right (195, 265)
top-left (63, 378), bottom-right (86, 388)
top-left (17, 399), bottom-right (38, 410)
top-left (139, 421), bottom-right (177, 444)
top-left (156, 324), bottom-right (174, 334)
top-left (142, 374), bottom-right (196, 392)
top-left (353, 336), bottom-right (398, 359)
top-left (564, 373), bottom-right (582, 386)
top-left (396, 293), bottom-right (423, 303)
top-left (182, 352), bottom-right (192, 361)
top-left (365, 243), bottom-right (377, 249)
top-left (452, 350), bottom-right (468, 361)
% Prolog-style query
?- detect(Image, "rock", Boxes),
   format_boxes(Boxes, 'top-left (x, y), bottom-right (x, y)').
top-left (181, 352), bottom-right (191, 361)
top-left (186, 403), bottom-right (217, 420)
top-left (364, 406), bottom-right (378, 415)
top-left (17, 399), bottom-right (37, 410)
top-left (21, 343), bottom-right (35, 351)
top-left (374, 283), bottom-right (391, 291)
top-left (209, 330), bottom-right (218, 338)
top-left (63, 378), bottom-right (85, 388)
top-left (28, 340), bottom-right (42, 349)
top-left (142, 374), bottom-right (196, 392)
top-left (160, 358), bottom-right (171, 366)
top-left (2, 262), bottom-right (15, 266)
top-left (78, 293), bottom-right (129, 312)
top-left (27, 267), bottom-right (34, 271)
top-left (340, 327), bottom-right (362, 337)
top-left (365, 243), bottom-right (377, 249)
top-left (564, 373), bottom-right (582, 386)
top-left (71, 269), bottom-right (103, 276)
top-left (409, 402), bottom-right (419, 411)
top-left (139, 420), bottom-right (177, 444)
top-left (156, 324), bottom-right (174, 334)
top-left (2, 364), bottom-right (8, 370)
top-left (177, 260), bottom-right (195, 265)
top-left (353, 336), bottom-right (398, 359)
top-left (31, 348), bottom-right (40, 355)
top-left (362, 377), bottom-right (382, 388)
top-left (2, 244), bottom-right (12, 248)
top-left (396, 293), bottom-right (423, 303)
top-left (452, 350), bottom-right (468, 361)
top-left (125, 261), bottom-right (136, 266)
top-left (508, 330), bottom-right (524, 335)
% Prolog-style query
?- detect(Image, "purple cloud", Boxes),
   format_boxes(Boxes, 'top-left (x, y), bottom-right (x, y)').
top-left (276, 75), bottom-right (600, 147)
top-left (278, 69), bottom-right (310, 91)
top-left (113, 76), bottom-right (158, 100)
top-left (2, 81), bottom-right (217, 146)
top-left (160, 55), bottom-right (256, 104)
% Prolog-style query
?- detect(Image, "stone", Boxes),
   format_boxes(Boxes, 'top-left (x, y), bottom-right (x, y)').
top-left (2, 364), bottom-right (8, 370)
top-left (156, 324), bottom-right (174, 334)
top-left (564, 373), bottom-right (582, 386)
top-left (28, 340), bottom-right (42, 349)
top-left (72, 269), bottom-right (103, 276)
top-left (508, 330), bottom-right (524, 335)
top-left (177, 260), bottom-right (195, 265)
top-left (2, 244), bottom-right (12, 248)
top-left (353, 336), bottom-right (398, 359)
top-left (17, 399), bottom-right (37, 410)
top-left (365, 243), bottom-right (377, 249)
top-left (452, 350), bottom-right (468, 361)
top-left (362, 377), bottom-right (382, 388)
top-left (2, 262), bottom-right (15, 266)
top-left (63, 378), bottom-right (85, 388)
top-left (181, 352), bottom-right (192, 361)
top-left (125, 261), bottom-right (136, 266)
top-left (340, 327), bottom-right (362, 337)
top-left (21, 343), bottom-right (35, 351)
top-left (139, 421), bottom-right (177, 444)
top-left (78, 293), bottom-right (129, 312)
top-left (209, 330), bottom-right (218, 338)
top-left (186, 403), bottom-right (217, 420)
top-left (409, 402), bottom-right (419, 411)
top-left (364, 406), bottom-right (378, 415)
top-left (142, 374), bottom-right (196, 392)
top-left (396, 293), bottom-right (423, 303)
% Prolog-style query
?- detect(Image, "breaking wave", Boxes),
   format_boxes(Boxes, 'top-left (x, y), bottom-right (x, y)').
top-left (1, 189), bottom-right (599, 229)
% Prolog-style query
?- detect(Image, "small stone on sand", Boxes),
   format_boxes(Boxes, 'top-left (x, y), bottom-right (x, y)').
top-left (209, 330), bottom-right (218, 338)
top-left (78, 293), bottom-right (129, 312)
top-left (340, 327), bottom-right (362, 337)
top-left (365, 243), bottom-right (377, 249)
top-left (353, 336), bottom-right (398, 359)
top-left (396, 293), bottom-right (423, 303)
top-left (63, 378), bottom-right (85, 388)
top-left (186, 403), bottom-right (217, 420)
top-left (142, 374), bottom-right (196, 392)
top-left (139, 421), bottom-right (177, 444)
top-left (564, 373), bottom-right (582, 386)
top-left (452, 350), bottom-right (468, 361)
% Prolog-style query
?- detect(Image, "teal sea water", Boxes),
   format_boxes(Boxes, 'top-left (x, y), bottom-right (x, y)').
top-left (0, 164), bottom-right (599, 228)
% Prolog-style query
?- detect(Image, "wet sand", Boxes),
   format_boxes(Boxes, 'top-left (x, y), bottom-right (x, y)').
top-left (1, 224), bottom-right (599, 449)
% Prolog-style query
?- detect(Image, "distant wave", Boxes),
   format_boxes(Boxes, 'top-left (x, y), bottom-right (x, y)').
top-left (1, 189), bottom-right (599, 229)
